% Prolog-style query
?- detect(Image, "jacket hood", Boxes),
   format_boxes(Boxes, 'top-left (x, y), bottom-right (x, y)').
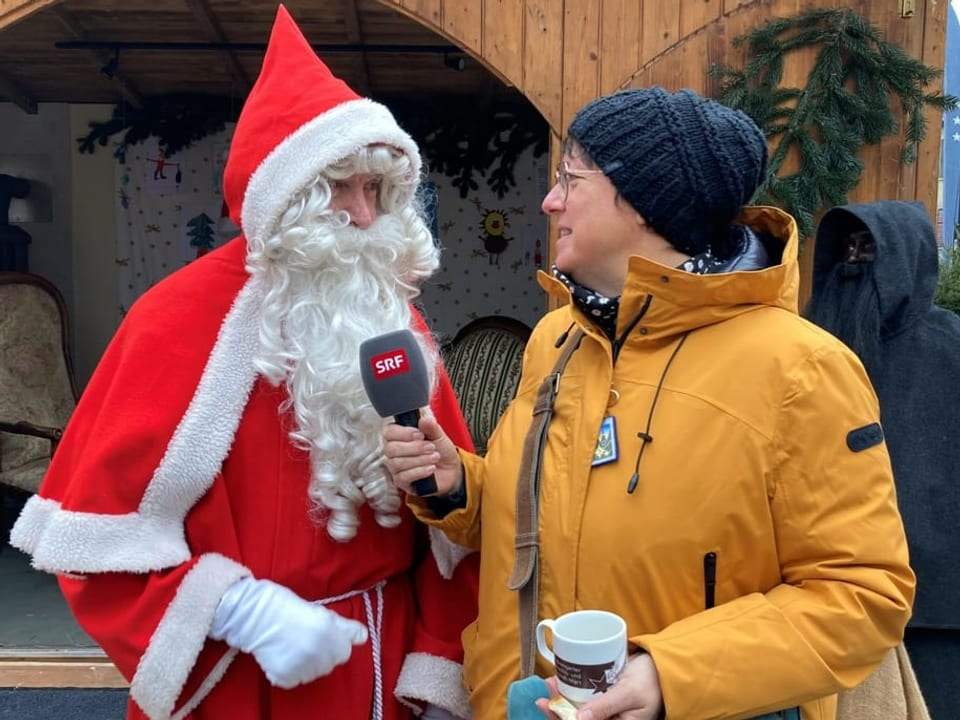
top-left (812, 201), bottom-right (939, 336)
top-left (539, 205), bottom-right (800, 340)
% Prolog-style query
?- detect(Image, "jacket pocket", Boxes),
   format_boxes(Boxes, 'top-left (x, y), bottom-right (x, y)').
top-left (702, 551), bottom-right (800, 720)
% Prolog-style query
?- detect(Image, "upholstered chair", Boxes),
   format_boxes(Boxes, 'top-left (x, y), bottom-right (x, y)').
top-left (443, 316), bottom-right (531, 455)
top-left (0, 272), bottom-right (79, 497)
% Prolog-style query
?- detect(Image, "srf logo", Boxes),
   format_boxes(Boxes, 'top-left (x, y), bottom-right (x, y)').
top-left (370, 349), bottom-right (409, 379)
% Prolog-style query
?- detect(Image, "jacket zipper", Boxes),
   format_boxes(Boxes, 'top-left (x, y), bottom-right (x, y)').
top-left (703, 551), bottom-right (717, 609)
top-left (611, 294), bottom-right (653, 363)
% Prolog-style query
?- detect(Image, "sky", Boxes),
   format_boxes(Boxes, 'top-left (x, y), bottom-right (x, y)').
top-left (941, 1), bottom-right (960, 246)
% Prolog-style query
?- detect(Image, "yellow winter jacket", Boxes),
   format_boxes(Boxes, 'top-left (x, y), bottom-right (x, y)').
top-left (414, 206), bottom-right (914, 719)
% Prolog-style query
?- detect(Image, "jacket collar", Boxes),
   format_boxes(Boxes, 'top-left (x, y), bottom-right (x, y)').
top-left (539, 206), bottom-right (800, 342)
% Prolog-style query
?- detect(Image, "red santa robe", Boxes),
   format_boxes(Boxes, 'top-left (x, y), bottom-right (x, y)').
top-left (11, 236), bottom-right (479, 720)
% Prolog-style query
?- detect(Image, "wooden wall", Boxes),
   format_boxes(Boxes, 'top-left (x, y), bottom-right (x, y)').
top-left (2, 0), bottom-right (947, 303)
top-left (0, 0), bottom-right (59, 27)
top-left (382, 0), bottom-right (949, 306)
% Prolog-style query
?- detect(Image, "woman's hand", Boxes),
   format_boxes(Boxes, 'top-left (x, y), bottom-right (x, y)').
top-left (382, 415), bottom-right (464, 497)
top-left (535, 653), bottom-right (664, 720)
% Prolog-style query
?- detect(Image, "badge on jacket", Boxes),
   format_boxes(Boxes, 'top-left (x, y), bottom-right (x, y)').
top-left (592, 415), bottom-right (619, 466)
top-left (847, 422), bottom-right (884, 452)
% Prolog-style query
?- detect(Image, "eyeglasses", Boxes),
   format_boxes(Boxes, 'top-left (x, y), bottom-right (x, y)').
top-left (553, 162), bottom-right (605, 202)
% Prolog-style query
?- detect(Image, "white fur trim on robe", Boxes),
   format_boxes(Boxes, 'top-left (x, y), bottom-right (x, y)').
top-left (428, 526), bottom-right (473, 580)
top-left (10, 279), bottom-right (264, 573)
top-left (132, 553), bottom-right (250, 720)
top-left (395, 653), bottom-right (471, 719)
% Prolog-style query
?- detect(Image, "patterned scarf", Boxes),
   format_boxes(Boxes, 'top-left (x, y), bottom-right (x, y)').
top-left (552, 268), bottom-right (619, 339)
top-left (553, 251), bottom-right (716, 340)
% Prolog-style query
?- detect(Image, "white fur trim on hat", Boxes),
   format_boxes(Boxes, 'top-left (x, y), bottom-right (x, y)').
top-left (241, 97), bottom-right (420, 248)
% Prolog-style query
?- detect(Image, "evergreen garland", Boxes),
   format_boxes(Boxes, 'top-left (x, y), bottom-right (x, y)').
top-left (711, 8), bottom-right (957, 241)
top-left (384, 95), bottom-right (549, 199)
top-left (936, 227), bottom-right (960, 315)
top-left (76, 94), bottom-right (237, 159)
top-left (75, 91), bottom-right (547, 199)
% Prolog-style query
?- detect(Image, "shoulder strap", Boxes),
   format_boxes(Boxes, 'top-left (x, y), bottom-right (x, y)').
top-left (508, 328), bottom-right (585, 677)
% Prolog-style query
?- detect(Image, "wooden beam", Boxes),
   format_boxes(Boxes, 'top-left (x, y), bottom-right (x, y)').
top-left (0, 0), bottom-right (55, 112)
top-left (0, 70), bottom-right (38, 114)
top-left (0, 650), bottom-right (127, 689)
top-left (0, 0), bottom-right (60, 32)
top-left (48, 5), bottom-right (143, 108)
top-left (909, 0), bottom-right (946, 219)
top-left (342, 0), bottom-right (372, 95)
top-left (183, 0), bottom-right (252, 95)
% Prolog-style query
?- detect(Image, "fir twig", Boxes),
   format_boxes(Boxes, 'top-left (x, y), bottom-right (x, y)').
top-left (77, 92), bottom-right (548, 201)
top-left (711, 8), bottom-right (958, 242)
top-left (936, 228), bottom-right (960, 315)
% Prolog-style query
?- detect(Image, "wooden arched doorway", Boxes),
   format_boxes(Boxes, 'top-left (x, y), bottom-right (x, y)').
top-left (381, 0), bottom-right (948, 305)
top-left (0, 0), bottom-right (949, 301)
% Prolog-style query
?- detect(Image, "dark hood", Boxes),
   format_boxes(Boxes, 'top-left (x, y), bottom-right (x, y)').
top-left (811, 201), bottom-right (939, 337)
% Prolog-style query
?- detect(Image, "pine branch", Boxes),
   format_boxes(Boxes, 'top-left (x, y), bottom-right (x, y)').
top-left (711, 8), bottom-right (958, 242)
top-left (379, 95), bottom-right (548, 199)
top-left (77, 94), bottom-right (237, 157)
top-left (76, 92), bottom-right (548, 202)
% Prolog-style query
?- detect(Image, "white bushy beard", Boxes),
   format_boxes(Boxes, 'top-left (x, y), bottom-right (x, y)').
top-left (249, 210), bottom-right (439, 542)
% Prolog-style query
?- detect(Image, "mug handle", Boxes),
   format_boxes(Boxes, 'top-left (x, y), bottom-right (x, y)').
top-left (535, 618), bottom-right (556, 666)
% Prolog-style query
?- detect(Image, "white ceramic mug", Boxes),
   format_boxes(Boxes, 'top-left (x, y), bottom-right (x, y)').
top-left (535, 609), bottom-right (627, 707)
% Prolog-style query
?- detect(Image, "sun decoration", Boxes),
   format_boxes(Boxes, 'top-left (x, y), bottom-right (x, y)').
top-left (472, 201), bottom-right (512, 265)
top-left (484, 210), bottom-right (506, 237)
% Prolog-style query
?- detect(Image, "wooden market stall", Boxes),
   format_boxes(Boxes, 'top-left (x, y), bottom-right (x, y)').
top-left (383, 0), bottom-right (949, 303)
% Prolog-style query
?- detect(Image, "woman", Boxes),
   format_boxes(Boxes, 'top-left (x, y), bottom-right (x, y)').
top-left (384, 87), bottom-right (914, 720)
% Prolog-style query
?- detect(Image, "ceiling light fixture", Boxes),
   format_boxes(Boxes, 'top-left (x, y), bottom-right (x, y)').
top-left (443, 53), bottom-right (466, 72)
top-left (100, 48), bottom-right (120, 79)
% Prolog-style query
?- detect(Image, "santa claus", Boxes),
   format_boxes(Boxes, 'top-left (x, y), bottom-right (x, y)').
top-left (10, 6), bottom-right (478, 720)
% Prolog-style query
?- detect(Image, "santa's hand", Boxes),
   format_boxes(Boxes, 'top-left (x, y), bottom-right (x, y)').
top-left (210, 577), bottom-right (368, 688)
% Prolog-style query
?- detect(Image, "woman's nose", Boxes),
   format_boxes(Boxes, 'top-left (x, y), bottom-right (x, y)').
top-left (542, 183), bottom-right (564, 214)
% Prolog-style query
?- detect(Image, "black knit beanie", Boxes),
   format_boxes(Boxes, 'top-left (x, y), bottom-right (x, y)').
top-left (567, 86), bottom-right (768, 257)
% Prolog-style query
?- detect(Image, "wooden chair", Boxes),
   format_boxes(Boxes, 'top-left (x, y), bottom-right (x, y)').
top-left (443, 316), bottom-right (531, 455)
top-left (0, 272), bottom-right (79, 498)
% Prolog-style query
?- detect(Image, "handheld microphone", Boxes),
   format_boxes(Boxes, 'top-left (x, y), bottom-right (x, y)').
top-left (359, 329), bottom-right (438, 496)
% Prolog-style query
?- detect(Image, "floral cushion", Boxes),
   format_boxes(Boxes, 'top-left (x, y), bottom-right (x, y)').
top-left (0, 279), bottom-right (76, 493)
top-left (444, 318), bottom-right (530, 455)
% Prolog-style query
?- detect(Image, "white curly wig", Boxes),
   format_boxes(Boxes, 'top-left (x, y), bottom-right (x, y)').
top-left (245, 144), bottom-right (440, 541)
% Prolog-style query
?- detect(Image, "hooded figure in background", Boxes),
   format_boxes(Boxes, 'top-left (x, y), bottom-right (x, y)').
top-left (10, 6), bottom-right (478, 720)
top-left (807, 200), bottom-right (960, 720)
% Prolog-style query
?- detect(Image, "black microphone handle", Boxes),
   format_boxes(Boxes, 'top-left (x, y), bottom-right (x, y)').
top-left (393, 409), bottom-right (438, 496)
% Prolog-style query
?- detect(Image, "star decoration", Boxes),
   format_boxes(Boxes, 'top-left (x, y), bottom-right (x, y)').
top-left (589, 672), bottom-right (614, 693)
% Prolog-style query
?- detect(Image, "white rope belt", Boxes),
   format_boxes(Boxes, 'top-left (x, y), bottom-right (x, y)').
top-left (315, 580), bottom-right (386, 720)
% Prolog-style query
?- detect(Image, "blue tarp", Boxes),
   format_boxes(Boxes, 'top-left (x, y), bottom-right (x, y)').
top-left (941, 1), bottom-right (960, 248)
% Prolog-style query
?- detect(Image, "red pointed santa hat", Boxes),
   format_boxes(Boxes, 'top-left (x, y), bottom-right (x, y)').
top-left (223, 4), bottom-right (421, 247)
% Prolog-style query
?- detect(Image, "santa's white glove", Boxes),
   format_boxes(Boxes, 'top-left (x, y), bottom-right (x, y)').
top-left (210, 577), bottom-right (368, 689)
top-left (421, 704), bottom-right (461, 720)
